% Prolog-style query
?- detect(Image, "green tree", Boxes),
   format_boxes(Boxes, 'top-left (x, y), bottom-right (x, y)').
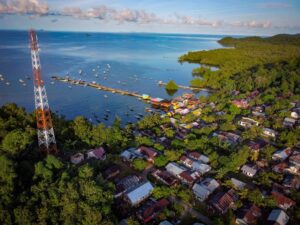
top-left (154, 155), bottom-right (168, 167)
top-left (2, 129), bottom-right (32, 155)
top-left (190, 78), bottom-right (204, 88)
top-left (165, 80), bottom-right (179, 91)
top-left (0, 155), bottom-right (16, 206)
top-left (132, 159), bottom-right (147, 171)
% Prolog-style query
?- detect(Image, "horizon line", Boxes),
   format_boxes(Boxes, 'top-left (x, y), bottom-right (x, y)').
top-left (0, 28), bottom-right (274, 37)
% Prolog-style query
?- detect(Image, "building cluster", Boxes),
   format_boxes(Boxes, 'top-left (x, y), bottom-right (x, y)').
top-left (70, 93), bottom-right (299, 225)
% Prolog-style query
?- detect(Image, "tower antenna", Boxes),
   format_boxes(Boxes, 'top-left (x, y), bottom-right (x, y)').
top-left (29, 29), bottom-right (57, 154)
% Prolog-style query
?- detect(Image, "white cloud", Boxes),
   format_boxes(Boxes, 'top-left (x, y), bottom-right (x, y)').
top-left (0, 1), bottom-right (277, 30)
top-left (231, 20), bottom-right (272, 29)
top-left (175, 14), bottom-right (223, 27)
top-left (0, 0), bottom-right (49, 15)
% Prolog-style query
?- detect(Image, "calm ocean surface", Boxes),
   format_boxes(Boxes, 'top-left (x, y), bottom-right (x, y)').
top-left (0, 30), bottom-right (223, 125)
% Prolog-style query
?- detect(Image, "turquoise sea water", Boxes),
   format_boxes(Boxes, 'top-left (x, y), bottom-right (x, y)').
top-left (0, 31), bottom-right (223, 124)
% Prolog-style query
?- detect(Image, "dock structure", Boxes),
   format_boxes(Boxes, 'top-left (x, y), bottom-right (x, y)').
top-left (158, 81), bottom-right (212, 92)
top-left (52, 76), bottom-right (143, 98)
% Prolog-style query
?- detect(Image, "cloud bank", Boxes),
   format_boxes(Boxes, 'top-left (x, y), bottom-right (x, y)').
top-left (0, 0), bottom-right (49, 15)
top-left (0, 0), bottom-right (279, 30)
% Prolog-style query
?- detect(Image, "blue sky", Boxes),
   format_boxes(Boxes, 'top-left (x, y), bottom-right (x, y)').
top-left (0, 0), bottom-right (299, 35)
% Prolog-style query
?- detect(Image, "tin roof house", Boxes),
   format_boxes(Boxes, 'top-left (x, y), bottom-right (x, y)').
top-left (87, 147), bottom-right (106, 160)
top-left (125, 181), bottom-right (154, 206)
top-left (70, 152), bottom-right (84, 164)
top-left (272, 148), bottom-right (292, 161)
top-left (241, 165), bottom-right (258, 178)
top-left (192, 178), bottom-right (220, 202)
top-left (267, 209), bottom-right (289, 225)
top-left (238, 117), bottom-right (259, 128)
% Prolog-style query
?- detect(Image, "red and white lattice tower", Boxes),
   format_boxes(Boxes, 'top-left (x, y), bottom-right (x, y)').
top-left (29, 30), bottom-right (58, 154)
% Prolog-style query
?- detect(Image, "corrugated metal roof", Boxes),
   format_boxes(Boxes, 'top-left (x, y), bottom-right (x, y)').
top-left (126, 181), bottom-right (153, 205)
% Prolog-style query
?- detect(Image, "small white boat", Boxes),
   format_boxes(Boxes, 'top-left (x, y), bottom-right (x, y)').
top-left (22, 83), bottom-right (27, 86)
top-left (104, 95), bottom-right (108, 98)
top-left (5, 82), bottom-right (10, 85)
top-left (50, 81), bottom-right (55, 85)
top-left (19, 79), bottom-right (24, 83)
top-left (68, 85), bottom-right (72, 89)
top-left (92, 81), bottom-right (96, 84)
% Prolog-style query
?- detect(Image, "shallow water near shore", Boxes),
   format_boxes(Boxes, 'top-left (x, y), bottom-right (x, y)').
top-left (0, 31), bottom-right (223, 125)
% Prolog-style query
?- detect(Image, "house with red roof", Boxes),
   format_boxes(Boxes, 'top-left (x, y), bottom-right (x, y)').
top-left (137, 146), bottom-right (158, 163)
top-left (236, 204), bottom-right (261, 225)
top-left (178, 171), bottom-right (198, 186)
top-left (151, 169), bottom-right (178, 186)
top-left (209, 189), bottom-right (238, 214)
top-left (232, 99), bottom-right (249, 109)
top-left (271, 191), bottom-right (296, 210)
top-left (137, 198), bottom-right (169, 223)
top-left (180, 155), bottom-right (193, 168)
top-left (188, 151), bottom-right (210, 164)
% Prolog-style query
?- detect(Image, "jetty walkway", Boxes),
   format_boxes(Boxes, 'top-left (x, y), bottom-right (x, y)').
top-left (52, 76), bottom-right (143, 98)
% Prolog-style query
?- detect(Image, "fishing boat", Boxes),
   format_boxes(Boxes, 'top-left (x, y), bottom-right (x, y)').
top-left (145, 107), bottom-right (152, 113)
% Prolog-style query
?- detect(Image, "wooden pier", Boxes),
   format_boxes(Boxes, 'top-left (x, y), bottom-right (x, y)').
top-left (51, 76), bottom-right (143, 98)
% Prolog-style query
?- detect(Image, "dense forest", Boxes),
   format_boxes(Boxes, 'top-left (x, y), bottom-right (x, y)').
top-left (179, 34), bottom-right (300, 92)
top-left (0, 103), bottom-right (135, 224)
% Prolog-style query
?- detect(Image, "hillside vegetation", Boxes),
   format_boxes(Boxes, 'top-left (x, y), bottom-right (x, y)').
top-left (179, 34), bottom-right (300, 91)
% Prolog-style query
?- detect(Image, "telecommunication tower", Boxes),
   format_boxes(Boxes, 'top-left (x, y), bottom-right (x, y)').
top-left (29, 30), bottom-right (57, 154)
